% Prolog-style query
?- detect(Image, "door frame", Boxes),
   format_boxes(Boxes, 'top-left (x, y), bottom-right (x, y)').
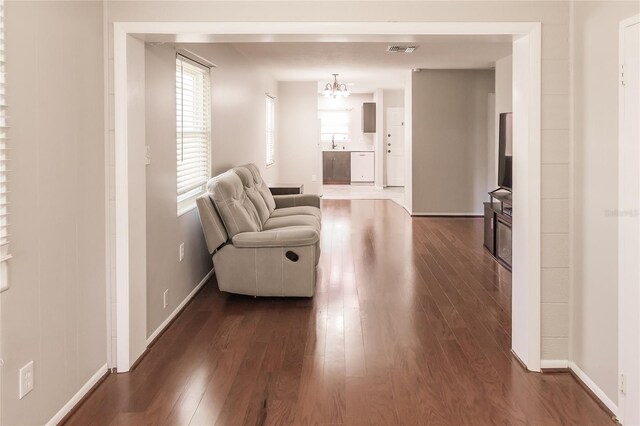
top-left (112, 21), bottom-right (541, 372)
top-left (618, 13), bottom-right (640, 426)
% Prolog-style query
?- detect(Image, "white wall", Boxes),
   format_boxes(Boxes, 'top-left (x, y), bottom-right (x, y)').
top-left (2, 2), bottom-right (107, 424)
top-left (571, 0), bottom-right (640, 404)
top-left (126, 35), bottom-right (148, 368)
top-left (144, 44), bottom-right (212, 338)
top-left (411, 69), bottom-right (495, 215)
top-left (278, 82), bottom-right (320, 194)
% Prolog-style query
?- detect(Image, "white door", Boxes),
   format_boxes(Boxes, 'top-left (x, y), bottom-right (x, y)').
top-left (386, 107), bottom-right (405, 186)
top-left (619, 17), bottom-right (639, 426)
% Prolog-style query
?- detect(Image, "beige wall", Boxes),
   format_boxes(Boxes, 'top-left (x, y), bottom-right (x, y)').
top-left (144, 44), bottom-right (212, 338)
top-left (145, 41), bottom-right (279, 335)
top-left (278, 82), bottom-right (320, 194)
top-left (571, 0), bottom-right (640, 403)
top-left (182, 44), bottom-right (279, 182)
top-left (1, 2), bottom-right (107, 424)
top-left (411, 70), bottom-right (495, 215)
top-left (493, 55), bottom-right (513, 188)
top-left (4, 1), bottom-right (634, 424)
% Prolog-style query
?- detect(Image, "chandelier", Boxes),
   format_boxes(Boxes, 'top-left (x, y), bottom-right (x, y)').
top-left (321, 74), bottom-right (351, 98)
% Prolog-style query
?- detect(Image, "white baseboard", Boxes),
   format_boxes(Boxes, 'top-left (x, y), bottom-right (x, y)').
top-left (540, 359), bottom-right (569, 369)
top-left (45, 363), bottom-right (108, 426)
top-left (146, 269), bottom-right (214, 346)
top-left (568, 361), bottom-right (618, 417)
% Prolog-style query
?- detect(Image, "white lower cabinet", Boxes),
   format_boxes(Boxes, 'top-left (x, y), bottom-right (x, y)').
top-left (350, 151), bottom-right (374, 183)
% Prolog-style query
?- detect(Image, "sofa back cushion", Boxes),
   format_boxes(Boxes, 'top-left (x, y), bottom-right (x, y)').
top-left (232, 166), bottom-right (270, 224)
top-left (207, 171), bottom-right (262, 237)
top-left (195, 193), bottom-right (229, 253)
top-left (242, 163), bottom-right (276, 214)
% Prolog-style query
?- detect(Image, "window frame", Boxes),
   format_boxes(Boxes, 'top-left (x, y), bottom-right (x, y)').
top-left (0, 0), bottom-right (10, 293)
top-left (176, 54), bottom-right (212, 216)
top-left (265, 94), bottom-right (276, 167)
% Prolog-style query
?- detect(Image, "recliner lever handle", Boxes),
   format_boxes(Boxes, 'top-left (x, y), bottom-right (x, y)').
top-left (285, 251), bottom-right (299, 262)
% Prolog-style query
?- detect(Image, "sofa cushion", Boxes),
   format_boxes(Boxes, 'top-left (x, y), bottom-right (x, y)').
top-left (207, 171), bottom-right (262, 237)
top-left (232, 226), bottom-right (319, 248)
top-left (242, 163), bottom-right (276, 214)
top-left (270, 206), bottom-right (321, 221)
top-left (232, 166), bottom-right (270, 224)
top-left (196, 194), bottom-right (229, 253)
top-left (263, 215), bottom-right (321, 232)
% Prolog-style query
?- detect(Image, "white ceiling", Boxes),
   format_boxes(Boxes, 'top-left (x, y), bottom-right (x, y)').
top-left (227, 36), bottom-right (512, 93)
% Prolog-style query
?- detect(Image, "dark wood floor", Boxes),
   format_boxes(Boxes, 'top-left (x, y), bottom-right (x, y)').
top-left (66, 200), bottom-right (613, 426)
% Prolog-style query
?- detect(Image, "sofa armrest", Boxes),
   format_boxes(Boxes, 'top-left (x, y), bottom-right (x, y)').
top-left (232, 226), bottom-right (319, 248)
top-left (273, 194), bottom-right (321, 209)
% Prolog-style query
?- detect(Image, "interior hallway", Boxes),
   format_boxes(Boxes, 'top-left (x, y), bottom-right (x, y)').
top-left (64, 200), bottom-right (612, 425)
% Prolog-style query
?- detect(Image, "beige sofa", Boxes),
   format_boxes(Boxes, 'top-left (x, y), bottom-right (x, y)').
top-left (196, 163), bottom-right (321, 297)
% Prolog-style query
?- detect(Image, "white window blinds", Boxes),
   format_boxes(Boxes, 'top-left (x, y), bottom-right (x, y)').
top-left (266, 95), bottom-right (275, 166)
top-left (319, 109), bottom-right (350, 142)
top-left (0, 0), bottom-right (10, 293)
top-left (176, 55), bottom-right (211, 212)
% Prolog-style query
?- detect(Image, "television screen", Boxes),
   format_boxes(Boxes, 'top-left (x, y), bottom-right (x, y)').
top-left (498, 112), bottom-right (513, 191)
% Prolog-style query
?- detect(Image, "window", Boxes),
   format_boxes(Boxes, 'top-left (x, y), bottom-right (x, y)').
top-left (0, 0), bottom-right (10, 293)
top-left (0, 0), bottom-right (11, 292)
top-left (266, 95), bottom-right (275, 166)
top-left (319, 109), bottom-right (350, 142)
top-left (176, 55), bottom-right (211, 214)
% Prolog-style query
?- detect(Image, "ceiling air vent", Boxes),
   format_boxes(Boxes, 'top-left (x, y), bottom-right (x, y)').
top-left (386, 45), bottom-right (417, 53)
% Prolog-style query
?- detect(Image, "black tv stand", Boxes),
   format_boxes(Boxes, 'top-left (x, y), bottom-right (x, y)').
top-left (484, 189), bottom-right (512, 271)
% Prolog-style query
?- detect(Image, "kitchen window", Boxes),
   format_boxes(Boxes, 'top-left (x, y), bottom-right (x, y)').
top-left (319, 109), bottom-right (350, 142)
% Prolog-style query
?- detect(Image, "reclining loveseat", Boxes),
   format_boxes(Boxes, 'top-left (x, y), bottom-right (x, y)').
top-left (196, 163), bottom-right (321, 297)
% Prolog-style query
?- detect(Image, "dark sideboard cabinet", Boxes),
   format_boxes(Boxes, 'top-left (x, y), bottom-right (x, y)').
top-left (483, 192), bottom-right (512, 271)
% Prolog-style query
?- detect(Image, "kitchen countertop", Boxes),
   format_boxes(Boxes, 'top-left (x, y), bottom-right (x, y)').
top-left (322, 149), bottom-right (374, 152)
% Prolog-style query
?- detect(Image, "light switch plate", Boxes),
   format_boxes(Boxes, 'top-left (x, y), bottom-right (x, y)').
top-left (179, 243), bottom-right (185, 262)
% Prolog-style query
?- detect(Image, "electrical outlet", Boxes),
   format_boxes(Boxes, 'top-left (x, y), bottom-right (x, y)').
top-left (163, 289), bottom-right (169, 309)
top-left (19, 361), bottom-right (34, 399)
top-left (179, 243), bottom-right (185, 262)
top-left (311, 174), bottom-right (317, 182)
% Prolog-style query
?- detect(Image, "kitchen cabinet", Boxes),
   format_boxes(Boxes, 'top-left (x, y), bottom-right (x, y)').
top-left (362, 102), bottom-right (376, 133)
top-left (323, 151), bottom-right (351, 184)
top-left (350, 152), bottom-right (374, 183)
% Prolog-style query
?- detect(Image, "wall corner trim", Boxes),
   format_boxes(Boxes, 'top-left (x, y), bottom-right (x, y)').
top-left (45, 363), bottom-right (109, 426)
top-left (568, 361), bottom-right (619, 418)
top-left (145, 269), bottom-right (214, 346)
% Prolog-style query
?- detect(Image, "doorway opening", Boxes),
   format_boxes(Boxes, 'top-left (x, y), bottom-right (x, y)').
top-left (111, 22), bottom-right (541, 373)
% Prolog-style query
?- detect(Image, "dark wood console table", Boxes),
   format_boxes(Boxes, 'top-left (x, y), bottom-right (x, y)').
top-left (483, 191), bottom-right (512, 271)
top-left (268, 183), bottom-right (304, 195)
